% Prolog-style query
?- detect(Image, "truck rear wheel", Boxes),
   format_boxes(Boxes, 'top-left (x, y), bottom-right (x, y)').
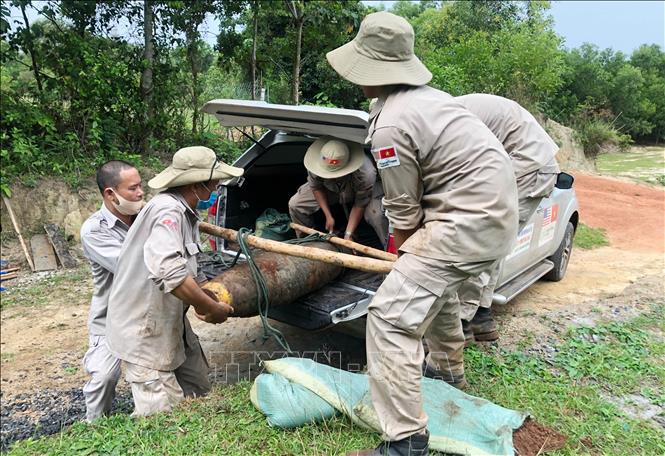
top-left (544, 222), bottom-right (574, 282)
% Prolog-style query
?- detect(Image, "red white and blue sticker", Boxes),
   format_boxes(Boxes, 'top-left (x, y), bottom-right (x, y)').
top-left (371, 146), bottom-right (401, 170)
top-left (506, 223), bottom-right (534, 260)
top-left (538, 204), bottom-right (559, 247)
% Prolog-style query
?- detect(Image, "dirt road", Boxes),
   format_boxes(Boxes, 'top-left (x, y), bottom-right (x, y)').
top-left (1, 172), bottom-right (664, 449)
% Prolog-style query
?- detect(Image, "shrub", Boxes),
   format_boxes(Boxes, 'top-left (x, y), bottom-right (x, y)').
top-left (574, 119), bottom-right (632, 159)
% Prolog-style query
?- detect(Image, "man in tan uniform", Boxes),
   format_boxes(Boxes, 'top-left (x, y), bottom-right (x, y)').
top-left (106, 146), bottom-right (243, 416)
top-left (450, 94), bottom-right (560, 344)
top-left (80, 160), bottom-right (144, 421)
top-left (289, 137), bottom-right (388, 246)
top-left (326, 12), bottom-right (518, 456)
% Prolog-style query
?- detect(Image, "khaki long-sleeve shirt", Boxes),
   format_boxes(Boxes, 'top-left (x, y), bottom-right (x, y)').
top-left (106, 191), bottom-right (202, 371)
top-left (455, 94), bottom-right (559, 178)
top-left (80, 205), bottom-right (130, 336)
top-left (369, 85), bottom-right (518, 262)
top-left (307, 155), bottom-right (377, 208)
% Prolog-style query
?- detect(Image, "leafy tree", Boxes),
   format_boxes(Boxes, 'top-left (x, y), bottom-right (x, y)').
top-left (415, 0), bottom-right (565, 109)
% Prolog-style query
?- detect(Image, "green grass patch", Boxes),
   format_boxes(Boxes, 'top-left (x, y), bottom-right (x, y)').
top-left (8, 383), bottom-right (378, 455)
top-left (0, 266), bottom-right (91, 309)
top-left (465, 304), bottom-right (665, 455)
top-left (573, 223), bottom-right (609, 249)
top-left (596, 146), bottom-right (665, 186)
top-left (7, 306), bottom-right (664, 455)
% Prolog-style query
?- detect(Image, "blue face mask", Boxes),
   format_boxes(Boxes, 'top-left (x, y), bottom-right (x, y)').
top-left (196, 190), bottom-right (218, 210)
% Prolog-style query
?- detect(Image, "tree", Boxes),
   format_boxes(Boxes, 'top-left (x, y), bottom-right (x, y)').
top-left (12, 0), bottom-right (43, 93)
top-left (392, 0), bottom-right (439, 20)
top-left (141, 0), bottom-right (155, 153)
top-left (284, 0), bottom-right (305, 104)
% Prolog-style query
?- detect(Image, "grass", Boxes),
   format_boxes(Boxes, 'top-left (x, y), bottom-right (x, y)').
top-left (573, 223), bottom-right (609, 249)
top-left (465, 303), bottom-right (665, 455)
top-left (0, 266), bottom-right (91, 310)
top-left (8, 383), bottom-right (378, 455)
top-left (596, 146), bottom-right (665, 186)
top-left (7, 304), bottom-right (664, 456)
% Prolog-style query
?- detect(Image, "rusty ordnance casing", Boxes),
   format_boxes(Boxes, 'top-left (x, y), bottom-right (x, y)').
top-left (202, 242), bottom-right (343, 317)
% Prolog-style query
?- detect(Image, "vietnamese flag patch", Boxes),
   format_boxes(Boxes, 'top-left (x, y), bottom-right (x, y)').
top-left (372, 145), bottom-right (401, 169)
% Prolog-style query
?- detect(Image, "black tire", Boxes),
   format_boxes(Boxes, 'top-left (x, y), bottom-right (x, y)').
top-left (544, 221), bottom-right (574, 282)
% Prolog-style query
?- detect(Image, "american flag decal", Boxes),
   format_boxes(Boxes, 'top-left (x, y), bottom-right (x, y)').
top-left (542, 205), bottom-right (558, 225)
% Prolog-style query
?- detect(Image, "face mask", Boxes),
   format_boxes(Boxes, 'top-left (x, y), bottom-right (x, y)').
top-left (196, 190), bottom-right (218, 210)
top-left (108, 189), bottom-right (144, 216)
top-left (194, 182), bottom-right (217, 210)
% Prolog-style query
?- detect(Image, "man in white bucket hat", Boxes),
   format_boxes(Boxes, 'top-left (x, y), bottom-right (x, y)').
top-left (106, 146), bottom-right (243, 416)
top-left (288, 136), bottom-right (388, 247)
top-left (327, 12), bottom-right (518, 455)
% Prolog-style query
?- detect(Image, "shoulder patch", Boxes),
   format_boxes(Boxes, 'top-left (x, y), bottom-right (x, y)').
top-left (160, 218), bottom-right (179, 231)
top-left (371, 145), bottom-right (401, 170)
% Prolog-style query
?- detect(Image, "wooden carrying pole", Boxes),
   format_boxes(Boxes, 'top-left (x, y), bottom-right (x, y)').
top-left (2, 196), bottom-right (35, 272)
top-left (199, 222), bottom-right (394, 274)
top-left (290, 222), bottom-right (398, 262)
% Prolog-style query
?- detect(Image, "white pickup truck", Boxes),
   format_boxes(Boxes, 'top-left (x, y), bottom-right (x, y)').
top-left (201, 99), bottom-right (580, 332)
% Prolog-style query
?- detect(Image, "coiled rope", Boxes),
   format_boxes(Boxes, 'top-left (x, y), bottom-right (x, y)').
top-left (234, 228), bottom-right (336, 354)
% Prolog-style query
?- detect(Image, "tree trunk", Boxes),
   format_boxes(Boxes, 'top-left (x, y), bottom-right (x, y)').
top-left (251, 0), bottom-right (258, 100)
top-left (140, 0), bottom-right (154, 154)
top-left (292, 17), bottom-right (303, 105)
top-left (187, 30), bottom-right (199, 135)
top-left (19, 2), bottom-right (43, 94)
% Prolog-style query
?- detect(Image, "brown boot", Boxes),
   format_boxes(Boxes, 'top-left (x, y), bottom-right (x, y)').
top-left (347, 430), bottom-right (430, 456)
top-left (470, 307), bottom-right (499, 341)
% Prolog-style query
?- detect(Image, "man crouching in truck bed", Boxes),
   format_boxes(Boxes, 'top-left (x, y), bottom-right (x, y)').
top-left (105, 146), bottom-right (242, 416)
top-left (288, 137), bottom-right (388, 247)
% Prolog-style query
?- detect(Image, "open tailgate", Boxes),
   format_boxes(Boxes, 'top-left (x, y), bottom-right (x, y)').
top-left (202, 99), bottom-right (369, 144)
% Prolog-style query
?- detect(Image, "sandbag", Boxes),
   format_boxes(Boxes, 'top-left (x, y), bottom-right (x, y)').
top-left (251, 358), bottom-right (527, 456)
top-left (254, 208), bottom-right (294, 241)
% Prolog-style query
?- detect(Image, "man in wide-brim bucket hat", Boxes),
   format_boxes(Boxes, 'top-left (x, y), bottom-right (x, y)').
top-left (328, 12), bottom-right (519, 456)
top-left (105, 146), bottom-right (243, 417)
top-left (288, 136), bottom-right (388, 247)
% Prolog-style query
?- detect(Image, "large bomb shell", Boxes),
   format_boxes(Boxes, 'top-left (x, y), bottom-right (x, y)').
top-left (202, 242), bottom-right (343, 317)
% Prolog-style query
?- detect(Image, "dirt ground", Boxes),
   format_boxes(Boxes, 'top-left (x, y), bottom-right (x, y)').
top-left (1, 171), bottom-right (664, 449)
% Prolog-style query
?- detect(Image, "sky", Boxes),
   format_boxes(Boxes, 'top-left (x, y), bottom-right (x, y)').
top-left (365, 0), bottom-right (665, 54)
top-left (8, 1), bottom-right (665, 55)
top-left (549, 1), bottom-right (664, 54)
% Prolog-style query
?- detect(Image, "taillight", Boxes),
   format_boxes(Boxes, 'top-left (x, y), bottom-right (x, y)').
top-left (386, 223), bottom-right (397, 255)
top-left (207, 200), bottom-right (217, 251)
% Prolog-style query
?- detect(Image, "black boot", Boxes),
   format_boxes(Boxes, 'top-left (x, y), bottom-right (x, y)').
top-left (470, 306), bottom-right (499, 341)
top-left (422, 362), bottom-right (468, 390)
top-left (462, 319), bottom-right (475, 347)
top-left (348, 430), bottom-right (430, 456)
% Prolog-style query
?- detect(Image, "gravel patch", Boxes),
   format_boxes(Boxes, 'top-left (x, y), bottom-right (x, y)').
top-left (1, 388), bottom-right (133, 452)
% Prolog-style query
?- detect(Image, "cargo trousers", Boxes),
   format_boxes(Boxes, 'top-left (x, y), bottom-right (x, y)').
top-left (366, 253), bottom-right (496, 441)
top-left (82, 335), bottom-right (121, 421)
top-left (124, 325), bottom-right (211, 417)
top-left (456, 164), bottom-right (559, 321)
top-left (288, 182), bottom-right (389, 247)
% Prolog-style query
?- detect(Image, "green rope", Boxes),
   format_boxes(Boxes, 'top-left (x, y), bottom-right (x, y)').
top-left (236, 227), bottom-right (293, 354)
top-left (285, 232), bottom-right (334, 245)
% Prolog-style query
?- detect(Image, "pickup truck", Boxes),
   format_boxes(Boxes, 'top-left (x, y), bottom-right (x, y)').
top-left (200, 99), bottom-right (579, 334)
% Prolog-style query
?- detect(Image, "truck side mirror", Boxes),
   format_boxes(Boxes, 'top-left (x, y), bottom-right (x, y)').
top-left (555, 172), bottom-right (574, 189)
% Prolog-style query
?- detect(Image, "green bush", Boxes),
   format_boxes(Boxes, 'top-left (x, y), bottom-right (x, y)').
top-left (574, 119), bottom-right (632, 159)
